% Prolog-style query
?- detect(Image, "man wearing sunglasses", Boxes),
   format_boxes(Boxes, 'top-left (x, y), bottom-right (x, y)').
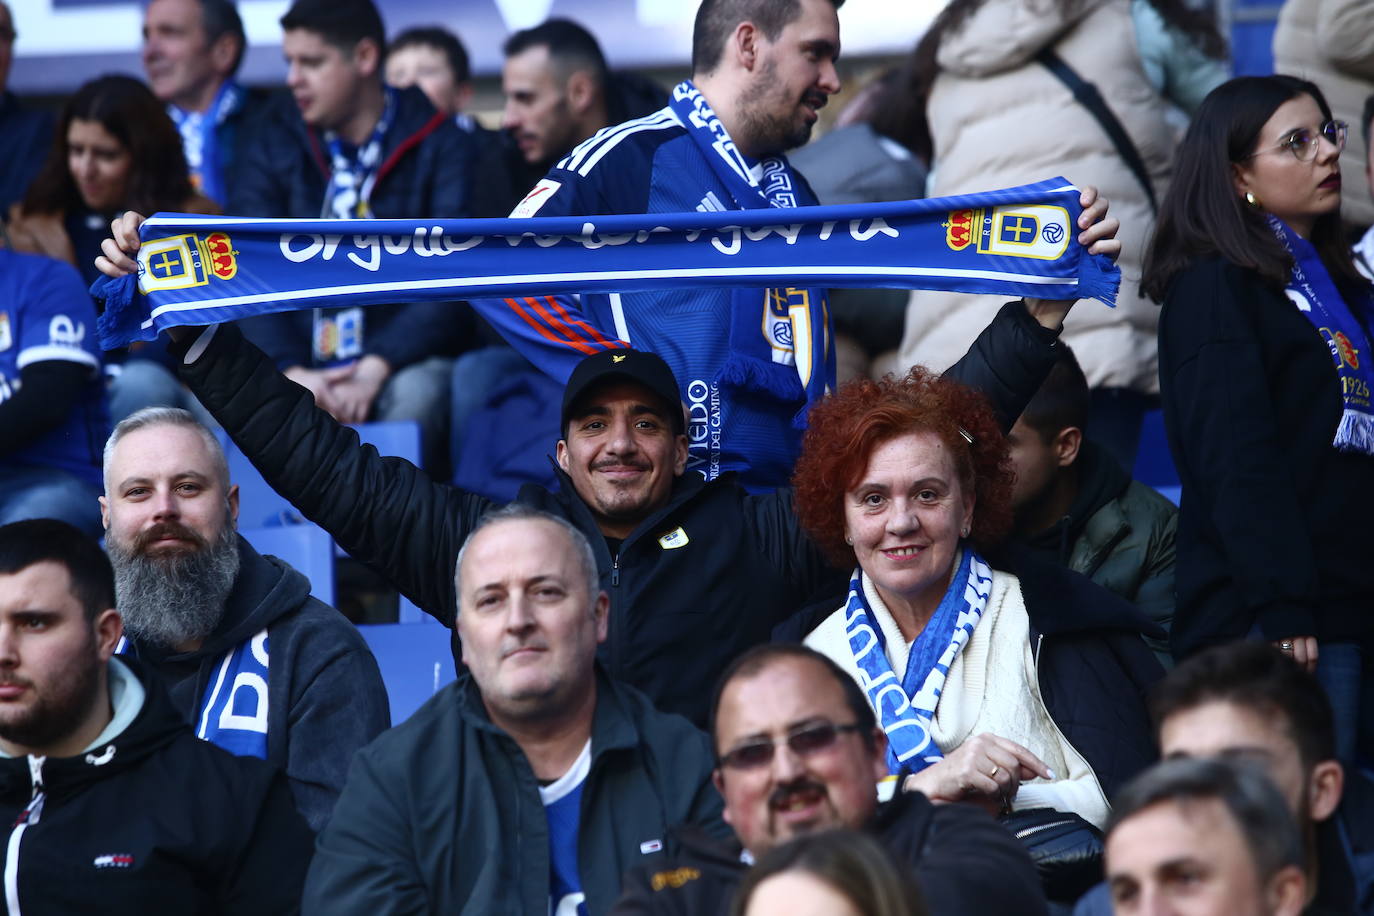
top-left (611, 644), bottom-right (1047, 915)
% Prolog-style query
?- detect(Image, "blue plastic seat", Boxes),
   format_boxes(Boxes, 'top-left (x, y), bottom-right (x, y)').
top-left (219, 421), bottom-right (427, 621)
top-left (240, 524), bottom-right (336, 605)
top-left (357, 621), bottom-right (457, 724)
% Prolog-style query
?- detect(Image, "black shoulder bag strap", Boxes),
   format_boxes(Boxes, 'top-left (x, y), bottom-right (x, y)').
top-left (1036, 49), bottom-right (1157, 213)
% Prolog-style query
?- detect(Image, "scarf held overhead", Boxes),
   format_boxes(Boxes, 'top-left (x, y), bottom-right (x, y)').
top-left (95, 177), bottom-right (1119, 350)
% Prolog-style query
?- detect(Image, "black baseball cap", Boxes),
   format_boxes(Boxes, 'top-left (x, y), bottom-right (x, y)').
top-left (561, 349), bottom-right (685, 435)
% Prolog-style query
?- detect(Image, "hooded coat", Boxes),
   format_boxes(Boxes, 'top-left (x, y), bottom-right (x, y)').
top-left (0, 657), bottom-right (314, 915)
top-left (126, 534), bottom-right (390, 830)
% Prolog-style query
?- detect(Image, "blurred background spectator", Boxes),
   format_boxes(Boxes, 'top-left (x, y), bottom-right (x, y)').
top-left (0, 1), bottom-right (52, 216)
top-left (895, 0), bottom-right (1225, 473)
top-left (6, 74), bottom-right (215, 425)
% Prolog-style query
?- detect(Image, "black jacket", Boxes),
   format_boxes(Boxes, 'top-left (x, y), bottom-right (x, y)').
top-left (302, 668), bottom-right (726, 916)
top-left (611, 788), bottom-right (1048, 915)
top-left (1158, 257), bottom-right (1374, 655)
top-left (127, 535), bottom-right (390, 830)
top-left (229, 85), bottom-right (478, 371)
top-left (175, 303), bottom-right (1060, 726)
top-left (0, 658), bottom-right (313, 915)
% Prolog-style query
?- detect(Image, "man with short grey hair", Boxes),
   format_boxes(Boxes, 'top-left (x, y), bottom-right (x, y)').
top-left (101, 406), bottom-right (388, 830)
top-left (305, 506), bottom-right (726, 915)
top-left (1104, 757), bottom-right (1308, 916)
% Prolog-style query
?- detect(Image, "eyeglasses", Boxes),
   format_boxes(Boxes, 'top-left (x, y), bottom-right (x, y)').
top-left (1244, 120), bottom-right (1347, 162)
top-left (718, 721), bottom-right (863, 770)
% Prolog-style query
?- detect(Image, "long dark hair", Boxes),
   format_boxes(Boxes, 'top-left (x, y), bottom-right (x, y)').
top-left (902, 0), bottom-right (1226, 164)
top-left (1141, 75), bottom-right (1367, 301)
top-left (21, 74), bottom-right (196, 217)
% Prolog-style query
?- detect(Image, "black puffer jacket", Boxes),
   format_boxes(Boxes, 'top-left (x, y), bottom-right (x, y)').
top-left (0, 658), bottom-right (313, 915)
top-left (174, 303), bottom-right (1061, 725)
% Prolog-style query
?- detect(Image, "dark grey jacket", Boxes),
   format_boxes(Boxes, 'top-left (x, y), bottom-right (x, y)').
top-left (302, 669), bottom-right (727, 916)
top-left (127, 535), bottom-right (390, 830)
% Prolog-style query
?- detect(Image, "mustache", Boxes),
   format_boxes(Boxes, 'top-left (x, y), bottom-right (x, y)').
top-left (500, 636), bottom-right (549, 659)
top-left (803, 90), bottom-right (828, 110)
top-left (132, 521), bottom-right (209, 554)
top-left (769, 778), bottom-right (828, 809)
top-left (0, 676), bottom-right (32, 689)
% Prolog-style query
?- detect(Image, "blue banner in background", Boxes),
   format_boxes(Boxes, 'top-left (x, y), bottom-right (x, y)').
top-left (96, 178), bottom-right (1118, 350)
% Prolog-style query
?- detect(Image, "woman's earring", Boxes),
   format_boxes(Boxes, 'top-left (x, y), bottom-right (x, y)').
top-left (845, 535), bottom-right (852, 545)
top-left (961, 525), bottom-right (970, 538)
top-left (1244, 190), bottom-right (1262, 209)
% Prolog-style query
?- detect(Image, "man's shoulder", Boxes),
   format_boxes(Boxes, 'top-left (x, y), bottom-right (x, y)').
top-left (551, 107), bottom-right (684, 181)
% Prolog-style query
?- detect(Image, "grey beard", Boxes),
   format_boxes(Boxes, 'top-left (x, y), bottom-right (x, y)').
top-left (108, 526), bottom-right (241, 650)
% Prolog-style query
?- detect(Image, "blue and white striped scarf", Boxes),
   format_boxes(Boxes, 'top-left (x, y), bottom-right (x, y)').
top-left (94, 178), bottom-right (1118, 349)
top-left (844, 549), bottom-right (994, 775)
top-left (168, 80), bottom-right (244, 206)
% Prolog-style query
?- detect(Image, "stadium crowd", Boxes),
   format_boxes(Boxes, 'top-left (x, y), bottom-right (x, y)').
top-left (0, 0), bottom-right (1372, 912)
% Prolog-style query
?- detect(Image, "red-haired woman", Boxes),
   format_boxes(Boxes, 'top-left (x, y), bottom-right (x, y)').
top-left (797, 368), bottom-right (1158, 834)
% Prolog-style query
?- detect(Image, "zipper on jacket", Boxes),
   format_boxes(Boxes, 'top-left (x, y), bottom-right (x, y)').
top-left (611, 553), bottom-right (620, 588)
top-left (5, 756), bottom-right (48, 916)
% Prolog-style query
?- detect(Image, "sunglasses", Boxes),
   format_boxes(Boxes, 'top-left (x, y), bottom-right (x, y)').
top-left (718, 721), bottom-right (863, 770)
top-left (1244, 120), bottom-right (1347, 162)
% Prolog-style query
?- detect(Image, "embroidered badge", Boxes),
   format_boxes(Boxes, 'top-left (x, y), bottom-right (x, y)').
top-left (93, 854), bottom-right (134, 869)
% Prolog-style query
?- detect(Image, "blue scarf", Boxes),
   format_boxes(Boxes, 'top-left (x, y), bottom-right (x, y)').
top-left (843, 549), bottom-right (994, 775)
top-left (1269, 215), bottom-right (1374, 455)
top-left (667, 80), bottom-right (830, 424)
top-left (94, 179), bottom-right (1118, 349)
top-left (167, 80), bottom-right (244, 206)
top-left (322, 87), bottom-right (397, 219)
top-left (196, 629), bottom-right (270, 759)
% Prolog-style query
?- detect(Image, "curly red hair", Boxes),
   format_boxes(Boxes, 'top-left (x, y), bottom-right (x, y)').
top-left (792, 367), bottom-right (1014, 568)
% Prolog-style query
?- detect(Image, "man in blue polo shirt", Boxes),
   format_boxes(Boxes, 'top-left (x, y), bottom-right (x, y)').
top-left (0, 249), bottom-right (109, 535)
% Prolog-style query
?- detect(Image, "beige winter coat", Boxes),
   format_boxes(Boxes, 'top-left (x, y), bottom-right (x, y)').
top-left (899, 0), bottom-right (1174, 394)
top-left (1273, 0), bottom-right (1374, 230)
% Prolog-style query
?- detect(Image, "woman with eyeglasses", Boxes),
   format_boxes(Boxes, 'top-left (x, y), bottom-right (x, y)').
top-left (1142, 75), bottom-right (1374, 765)
top-left (794, 368), bottom-right (1161, 848)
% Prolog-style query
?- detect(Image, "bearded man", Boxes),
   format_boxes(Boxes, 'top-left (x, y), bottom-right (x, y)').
top-left (100, 406), bottom-right (388, 830)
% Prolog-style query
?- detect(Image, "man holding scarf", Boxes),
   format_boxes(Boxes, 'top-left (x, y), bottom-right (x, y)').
top-left (484, 0), bottom-right (846, 492)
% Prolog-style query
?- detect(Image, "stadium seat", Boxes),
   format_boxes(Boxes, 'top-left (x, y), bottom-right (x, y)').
top-left (240, 524), bottom-right (336, 605)
top-left (220, 422), bottom-right (426, 621)
top-left (1132, 408), bottom-right (1180, 490)
top-left (357, 621), bottom-right (457, 723)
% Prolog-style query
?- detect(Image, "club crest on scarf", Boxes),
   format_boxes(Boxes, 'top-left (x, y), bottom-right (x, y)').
top-left (1267, 214), bottom-right (1374, 455)
top-left (844, 550), bottom-right (994, 775)
top-left (138, 232), bottom-right (238, 293)
top-left (942, 205), bottom-right (1072, 260)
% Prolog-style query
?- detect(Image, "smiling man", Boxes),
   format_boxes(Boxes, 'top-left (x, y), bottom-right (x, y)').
top-left (612, 644), bottom-right (1045, 914)
top-left (303, 506), bottom-right (724, 916)
top-left (101, 407), bottom-right (388, 830)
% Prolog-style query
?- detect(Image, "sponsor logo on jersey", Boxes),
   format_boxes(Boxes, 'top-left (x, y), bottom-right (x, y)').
top-left (511, 179), bottom-right (562, 218)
